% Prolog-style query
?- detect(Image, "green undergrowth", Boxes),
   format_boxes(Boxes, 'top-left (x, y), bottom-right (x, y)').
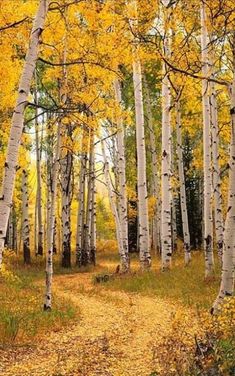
top-left (100, 251), bottom-right (221, 309)
top-left (0, 251), bottom-right (76, 345)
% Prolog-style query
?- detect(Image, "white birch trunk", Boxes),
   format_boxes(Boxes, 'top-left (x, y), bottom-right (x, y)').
top-left (144, 78), bottom-right (160, 252)
top-left (212, 49), bottom-right (235, 311)
top-left (132, 61), bottom-right (151, 269)
top-left (201, 4), bottom-right (214, 277)
top-left (90, 134), bottom-right (96, 266)
top-left (76, 132), bottom-right (87, 267)
top-left (176, 101), bottom-right (191, 264)
top-left (101, 140), bottom-right (129, 272)
top-left (22, 169), bottom-right (31, 264)
top-left (35, 86), bottom-right (43, 256)
top-left (0, 0), bottom-right (48, 268)
top-left (44, 124), bottom-right (60, 310)
top-left (129, 0), bottom-right (151, 269)
top-left (60, 147), bottom-right (72, 268)
top-left (114, 79), bottom-right (129, 270)
top-left (210, 80), bottom-right (224, 259)
top-left (84, 132), bottom-right (93, 265)
top-left (161, 18), bottom-right (172, 270)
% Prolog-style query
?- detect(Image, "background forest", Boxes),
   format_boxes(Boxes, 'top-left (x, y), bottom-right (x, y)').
top-left (0, 0), bottom-right (234, 375)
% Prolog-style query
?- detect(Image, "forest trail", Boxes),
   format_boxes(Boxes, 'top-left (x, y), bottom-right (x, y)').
top-left (1, 269), bottom-right (194, 376)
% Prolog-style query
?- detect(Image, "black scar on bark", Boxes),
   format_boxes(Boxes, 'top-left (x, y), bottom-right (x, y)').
top-left (43, 304), bottom-right (52, 311)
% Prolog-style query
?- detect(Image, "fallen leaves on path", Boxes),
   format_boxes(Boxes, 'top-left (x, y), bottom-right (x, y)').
top-left (0, 272), bottom-right (199, 376)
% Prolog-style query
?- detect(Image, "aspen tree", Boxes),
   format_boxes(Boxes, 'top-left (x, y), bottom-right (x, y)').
top-left (101, 139), bottom-right (129, 271)
top-left (0, 0), bottom-right (49, 268)
top-left (210, 79), bottom-right (223, 259)
top-left (76, 130), bottom-right (87, 267)
top-left (114, 79), bottom-right (129, 270)
top-left (22, 169), bottom-right (30, 264)
top-left (44, 124), bottom-right (61, 310)
top-left (212, 38), bottom-right (235, 312)
top-left (60, 140), bottom-right (73, 268)
top-left (161, 3), bottom-right (172, 270)
top-left (144, 77), bottom-right (160, 252)
top-left (201, 3), bottom-right (214, 277)
top-left (89, 131), bottom-right (96, 266)
top-left (34, 83), bottom-right (43, 256)
top-left (83, 131), bottom-right (93, 265)
top-left (131, 0), bottom-right (151, 269)
top-left (176, 100), bottom-right (191, 264)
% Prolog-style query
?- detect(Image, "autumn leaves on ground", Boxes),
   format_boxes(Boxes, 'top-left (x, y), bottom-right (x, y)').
top-left (0, 247), bottom-right (234, 376)
top-left (1, 0), bottom-right (235, 375)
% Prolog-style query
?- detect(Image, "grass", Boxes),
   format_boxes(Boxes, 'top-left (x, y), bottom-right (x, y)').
top-left (0, 251), bottom-right (76, 345)
top-left (100, 250), bottom-right (221, 309)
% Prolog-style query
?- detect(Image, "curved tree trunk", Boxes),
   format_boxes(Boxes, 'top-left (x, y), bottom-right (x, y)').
top-left (0, 0), bottom-right (48, 268)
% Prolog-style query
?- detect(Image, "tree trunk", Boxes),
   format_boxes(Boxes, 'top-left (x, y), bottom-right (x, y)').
top-left (90, 133), bottom-right (96, 266)
top-left (210, 80), bottom-right (223, 259)
top-left (35, 84), bottom-right (43, 256)
top-left (22, 169), bottom-right (31, 264)
top-left (132, 60), bottom-right (151, 269)
top-left (0, 0), bottom-right (48, 268)
top-left (212, 38), bottom-right (235, 312)
top-left (161, 14), bottom-right (172, 270)
top-left (60, 128), bottom-right (73, 268)
top-left (114, 79), bottom-right (129, 270)
top-left (101, 139), bottom-right (129, 271)
top-left (201, 4), bottom-right (214, 277)
top-left (44, 123), bottom-right (60, 311)
top-left (76, 131), bottom-right (87, 267)
top-left (144, 77), bottom-right (160, 252)
top-left (176, 100), bottom-right (191, 264)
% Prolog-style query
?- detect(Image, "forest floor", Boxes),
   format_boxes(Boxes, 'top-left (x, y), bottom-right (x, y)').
top-left (0, 247), bottom-right (234, 376)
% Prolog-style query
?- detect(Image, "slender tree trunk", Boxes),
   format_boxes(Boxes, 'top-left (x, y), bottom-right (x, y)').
top-left (90, 152), bottom-right (96, 266)
top-left (210, 80), bottom-right (223, 259)
top-left (35, 85), bottom-right (43, 256)
top-left (83, 134), bottom-right (93, 266)
top-left (0, 0), bottom-right (48, 268)
top-left (60, 129), bottom-right (73, 268)
top-left (144, 77), bottom-right (160, 252)
top-left (161, 15), bottom-right (172, 270)
top-left (132, 60), bottom-right (151, 269)
top-left (176, 100), bottom-right (191, 264)
top-left (22, 169), bottom-right (31, 264)
top-left (212, 40), bottom-right (235, 312)
top-left (114, 79), bottom-right (130, 270)
top-left (34, 190), bottom-right (38, 255)
top-left (101, 139), bottom-right (129, 271)
top-left (129, 0), bottom-right (151, 269)
top-left (201, 4), bottom-right (214, 277)
top-left (89, 132), bottom-right (96, 266)
top-left (76, 131), bottom-right (87, 267)
top-left (44, 123), bottom-right (60, 311)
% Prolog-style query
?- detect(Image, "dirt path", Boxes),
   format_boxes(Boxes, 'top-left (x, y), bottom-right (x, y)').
top-left (1, 272), bottom-right (184, 376)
